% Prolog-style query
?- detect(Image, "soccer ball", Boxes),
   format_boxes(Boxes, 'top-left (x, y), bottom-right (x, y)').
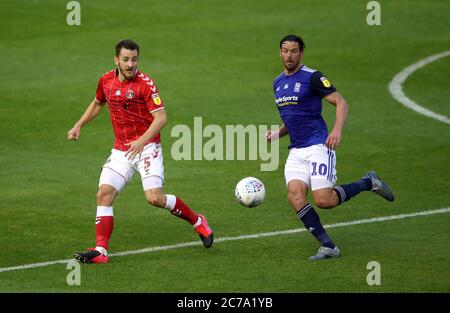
top-left (235, 177), bottom-right (265, 207)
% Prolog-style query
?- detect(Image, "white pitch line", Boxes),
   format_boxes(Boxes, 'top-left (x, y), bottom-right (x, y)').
top-left (0, 207), bottom-right (449, 274)
top-left (389, 50), bottom-right (450, 125)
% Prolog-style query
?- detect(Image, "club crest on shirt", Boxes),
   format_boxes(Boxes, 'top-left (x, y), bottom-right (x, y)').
top-left (126, 90), bottom-right (135, 99)
top-left (294, 82), bottom-right (301, 93)
top-left (152, 93), bottom-right (162, 105)
top-left (320, 77), bottom-right (331, 88)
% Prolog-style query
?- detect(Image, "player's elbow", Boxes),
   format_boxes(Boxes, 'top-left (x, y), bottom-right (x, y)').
top-left (341, 99), bottom-right (349, 109)
top-left (336, 95), bottom-right (348, 110)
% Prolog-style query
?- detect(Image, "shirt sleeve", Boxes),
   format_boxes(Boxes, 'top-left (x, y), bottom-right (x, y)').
top-left (95, 76), bottom-right (106, 103)
top-left (310, 71), bottom-right (337, 98)
top-left (143, 81), bottom-right (165, 113)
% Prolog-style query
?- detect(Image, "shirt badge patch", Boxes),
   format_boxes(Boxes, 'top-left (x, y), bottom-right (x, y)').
top-left (152, 93), bottom-right (162, 105)
top-left (294, 82), bottom-right (301, 93)
top-left (126, 90), bottom-right (135, 99)
top-left (115, 90), bottom-right (121, 96)
top-left (320, 77), bottom-right (331, 88)
top-left (283, 83), bottom-right (289, 90)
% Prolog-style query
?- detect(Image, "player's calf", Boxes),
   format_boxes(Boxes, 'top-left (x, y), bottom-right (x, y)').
top-left (287, 180), bottom-right (309, 212)
top-left (312, 188), bottom-right (340, 209)
top-left (145, 188), bottom-right (167, 208)
top-left (163, 194), bottom-right (214, 248)
top-left (296, 203), bottom-right (337, 254)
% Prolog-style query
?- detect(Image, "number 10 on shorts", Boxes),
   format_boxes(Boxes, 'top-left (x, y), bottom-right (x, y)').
top-left (311, 162), bottom-right (328, 176)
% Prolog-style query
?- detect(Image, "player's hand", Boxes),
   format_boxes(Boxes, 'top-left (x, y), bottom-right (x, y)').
top-left (124, 139), bottom-right (145, 161)
top-left (325, 129), bottom-right (342, 150)
top-left (68, 126), bottom-right (81, 141)
top-left (266, 130), bottom-right (279, 143)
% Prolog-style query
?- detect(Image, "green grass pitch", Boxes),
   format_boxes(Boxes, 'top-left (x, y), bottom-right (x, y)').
top-left (0, 0), bottom-right (449, 292)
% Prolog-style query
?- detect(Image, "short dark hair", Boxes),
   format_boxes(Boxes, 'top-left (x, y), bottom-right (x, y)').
top-left (279, 34), bottom-right (305, 50)
top-left (115, 39), bottom-right (140, 57)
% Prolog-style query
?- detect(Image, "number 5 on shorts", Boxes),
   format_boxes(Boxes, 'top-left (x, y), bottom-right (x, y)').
top-left (143, 157), bottom-right (151, 172)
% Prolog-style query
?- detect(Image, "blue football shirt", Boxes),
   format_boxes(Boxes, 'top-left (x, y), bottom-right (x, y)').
top-left (273, 65), bottom-right (337, 149)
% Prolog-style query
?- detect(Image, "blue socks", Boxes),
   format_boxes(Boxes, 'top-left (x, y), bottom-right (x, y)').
top-left (297, 203), bottom-right (335, 249)
top-left (296, 177), bottom-right (373, 248)
top-left (333, 177), bottom-right (372, 204)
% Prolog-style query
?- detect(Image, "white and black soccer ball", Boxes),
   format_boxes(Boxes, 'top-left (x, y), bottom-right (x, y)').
top-left (235, 177), bottom-right (265, 208)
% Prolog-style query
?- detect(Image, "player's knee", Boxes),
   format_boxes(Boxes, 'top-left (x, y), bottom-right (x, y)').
top-left (96, 186), bottom-right (116, 205)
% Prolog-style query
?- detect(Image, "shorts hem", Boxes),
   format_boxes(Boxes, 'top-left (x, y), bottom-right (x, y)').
top-left (142, 175), bottom-right (164, 191)
top-left (310, 179), bottom-right (335, 191)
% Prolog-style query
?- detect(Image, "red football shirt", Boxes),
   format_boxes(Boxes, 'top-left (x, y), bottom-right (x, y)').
top-left (95, 69), bottom-right (164, 151)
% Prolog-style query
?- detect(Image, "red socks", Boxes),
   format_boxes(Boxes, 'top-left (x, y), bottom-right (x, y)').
top-left (93, 197), bottom-right (198, 253)
top-left (170, 197), bottom-right (199, 225)
top-left (95, 206), bottom-right (114, 250)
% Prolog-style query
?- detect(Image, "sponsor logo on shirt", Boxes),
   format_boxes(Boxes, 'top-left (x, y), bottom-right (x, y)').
top-left (283, 83), bottom-right (289, 90)
top-left (152, 93), bottom-right (162, 105)
top-left (320, 77), bottom-right (331, 88)
top-left (275, 95), bottom-right (299, 107)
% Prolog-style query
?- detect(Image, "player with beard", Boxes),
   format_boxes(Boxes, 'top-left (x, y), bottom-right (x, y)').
top-left (68, 40), bottom-right (213, 263)
top-left (267, 35), bottom-right (394, 260)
